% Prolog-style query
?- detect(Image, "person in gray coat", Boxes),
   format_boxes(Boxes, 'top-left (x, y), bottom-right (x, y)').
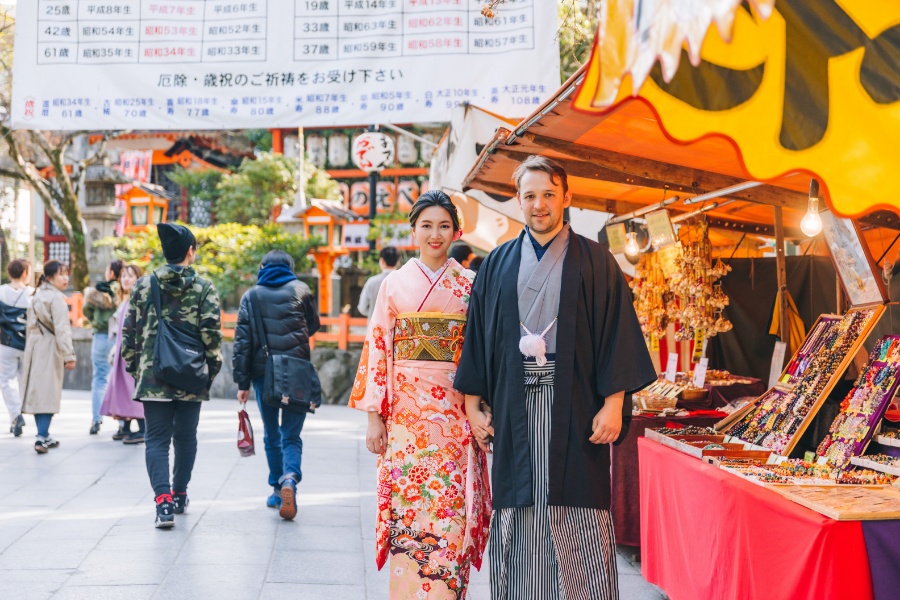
top-left (21, 261), bottom-right (76, 453)
top-left (357, 246), bottom-right (400, 317)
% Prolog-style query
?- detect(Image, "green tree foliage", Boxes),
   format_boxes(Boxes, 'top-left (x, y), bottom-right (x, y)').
top-left (167, 167), bottom-right (222, 208)
top-left (99, 223), bottom-right (321, 303)
top-left (215, 152), bottom-right (296, 225)
top-left (168, 152), bottom-right (341, 226)
top-left (558, 0), bottom-right (599, 82)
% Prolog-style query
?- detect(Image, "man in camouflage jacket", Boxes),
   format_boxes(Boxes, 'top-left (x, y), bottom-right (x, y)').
top-left (122, 223), bottom-right (222, 528)
top-left (121, 267), bottom-right (222, 401)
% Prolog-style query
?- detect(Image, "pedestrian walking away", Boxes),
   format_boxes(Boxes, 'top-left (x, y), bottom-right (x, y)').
top-left (0, 259), bottom-right (34, 437)
top-left (350, 190), bottom-right (491, 600)
top-left (357, 246), bottom-right (400, 318)
top-left (454, 156), bottom-right (657, 600)
top-left (122, 223), bottom-right (223, 529)
top-left (83, 260), bottom-right (123, 435)
top-left (99, 264), bottom-right (145, 444)
top-left (21, 261), bottom-right (77, 454)
top-left (232, 249), bottom-right (320, 520)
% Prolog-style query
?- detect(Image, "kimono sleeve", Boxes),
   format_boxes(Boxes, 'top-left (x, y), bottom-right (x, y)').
top-left (348, 277), bottom-right (395, 418)
top-left (594, 248), bottom-right (656, 398)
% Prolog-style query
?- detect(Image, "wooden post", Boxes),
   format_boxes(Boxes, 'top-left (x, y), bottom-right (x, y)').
top-left (774, 206), bottom-right (790, 344)
top-left (338, 313), bottom-right (350, 350)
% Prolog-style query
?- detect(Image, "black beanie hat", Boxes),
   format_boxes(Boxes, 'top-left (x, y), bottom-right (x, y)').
top-left (157, 223), bottom-right (196, 264)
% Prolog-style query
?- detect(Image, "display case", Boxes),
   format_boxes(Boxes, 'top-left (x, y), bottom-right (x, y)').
top-left (718, 212), bottom-right (889, 457)
top-left (815, 335), bottom-right (900, 467)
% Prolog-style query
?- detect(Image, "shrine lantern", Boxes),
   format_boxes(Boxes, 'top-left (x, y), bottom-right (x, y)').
top-left (120, 183), bottom-right (172, 233)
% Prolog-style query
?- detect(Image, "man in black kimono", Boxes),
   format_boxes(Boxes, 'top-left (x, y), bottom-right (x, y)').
top-left (455, 156), bottom-right (656, 599)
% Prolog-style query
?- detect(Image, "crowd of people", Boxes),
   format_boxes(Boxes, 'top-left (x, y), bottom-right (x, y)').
top-left (1, 156), bottom-right (652, 599)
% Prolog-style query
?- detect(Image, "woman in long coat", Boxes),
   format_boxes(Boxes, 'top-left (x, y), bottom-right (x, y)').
top-left (21, 261), bottom-right (76, 453)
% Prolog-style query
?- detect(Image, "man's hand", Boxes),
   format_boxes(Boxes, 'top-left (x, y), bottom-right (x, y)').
top-left (64, 360), bottom-right (76, 371)
top-left (468, 409), bottom-right (494, 453)
top-left (237, 390), bottom-right (249, 405)
top-left (589, 391), bottom-right (625, 444)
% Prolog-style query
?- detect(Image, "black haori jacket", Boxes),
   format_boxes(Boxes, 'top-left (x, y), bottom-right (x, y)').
top-left (454, 229), bottom-right (656, 510)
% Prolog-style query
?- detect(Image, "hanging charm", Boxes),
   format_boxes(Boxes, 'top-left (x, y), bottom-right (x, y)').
top-left (519, 319), bottom-right (557, 367)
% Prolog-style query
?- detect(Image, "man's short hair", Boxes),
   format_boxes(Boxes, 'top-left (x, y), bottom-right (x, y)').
top-left (261, 249), bottom-right (295, 271)
top-left (379, 246), bottom-right (400, 268)
top-left (449, 243), bottom-right (473, 264)
top-left (512, 155), bottom-right (569, 195)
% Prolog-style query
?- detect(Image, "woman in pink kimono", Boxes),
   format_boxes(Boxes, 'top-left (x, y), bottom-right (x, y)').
top-left (350, 190), bottom-right (491, 599)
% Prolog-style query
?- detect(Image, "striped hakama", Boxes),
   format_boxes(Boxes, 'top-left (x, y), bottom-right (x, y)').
top-left (489, 361), bottom-right (618, 600)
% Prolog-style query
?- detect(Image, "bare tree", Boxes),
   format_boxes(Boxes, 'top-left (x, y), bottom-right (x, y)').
top-left (0, 9), bottom-right (121, 288)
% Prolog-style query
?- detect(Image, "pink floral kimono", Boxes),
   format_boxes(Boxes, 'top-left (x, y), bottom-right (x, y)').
top-left (350, 258), bottom-right (491, 600)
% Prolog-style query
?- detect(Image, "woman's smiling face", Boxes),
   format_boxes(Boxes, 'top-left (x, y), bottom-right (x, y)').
top-left (412, 205), bottom-right (457, 262)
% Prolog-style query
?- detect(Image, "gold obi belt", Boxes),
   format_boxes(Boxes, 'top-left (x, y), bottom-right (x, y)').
top-left (393, 312), bottom-right (467, 363)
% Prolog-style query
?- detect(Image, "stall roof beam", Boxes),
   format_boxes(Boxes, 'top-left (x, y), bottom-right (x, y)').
top-left (468, 178), bottom-right (646, 214)
top-left (518, 133), bottom-right (809, 209)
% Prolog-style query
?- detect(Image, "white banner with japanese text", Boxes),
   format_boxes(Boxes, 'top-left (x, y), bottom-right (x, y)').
top-left (12, 0), bottom-right (560, 130)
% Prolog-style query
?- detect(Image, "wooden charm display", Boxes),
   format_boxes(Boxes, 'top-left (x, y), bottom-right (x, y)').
top-left (725, 306), bottom-right (884, 455)
top-left (720, 214), bottom-right (889, 457)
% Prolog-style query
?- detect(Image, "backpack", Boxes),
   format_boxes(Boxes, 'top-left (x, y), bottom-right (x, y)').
top-left (150, 276), bottom-right (209, 395)
top-left (0, 289), bottom-right (28, 351)
top-left (249, 288), bottom-right (322, 413)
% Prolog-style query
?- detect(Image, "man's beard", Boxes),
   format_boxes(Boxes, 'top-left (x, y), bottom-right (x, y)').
top-left (528, 213), bottom-right (561, 234)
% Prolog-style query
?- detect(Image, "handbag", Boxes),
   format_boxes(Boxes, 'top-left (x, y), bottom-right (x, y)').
top-left (0, 290), bottom-right (28, 351)
top-left (237, 409), bottom-right (255, 457)
top-left (150, 276), bottom-right (209, 396)
top-left (249, 288), bottom-right (322, 413)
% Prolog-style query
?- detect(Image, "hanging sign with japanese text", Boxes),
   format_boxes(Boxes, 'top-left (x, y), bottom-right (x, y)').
top-left (12, 0), bottom-right (560, 130)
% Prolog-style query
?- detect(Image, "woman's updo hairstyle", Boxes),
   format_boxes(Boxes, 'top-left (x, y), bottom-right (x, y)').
top-left (408, 190), bottom-right (461, 232)
top-left (38, 260), bottom-right (68, 286)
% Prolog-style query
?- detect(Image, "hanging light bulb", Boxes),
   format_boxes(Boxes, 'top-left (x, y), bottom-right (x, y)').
top-left (800, 179), bottom-right (823, 237)
top-left (624, 231), bottom-right (640, 257)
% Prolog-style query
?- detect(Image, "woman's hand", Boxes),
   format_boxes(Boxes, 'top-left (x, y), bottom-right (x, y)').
top-left (468, 409), bottom-right (494, 453)
top-left (237, 390), bottom-right (249, 406)
top-left (64, 360), bottom-right (76, 371)
top-left (366, 412), bottom-right (388, 455)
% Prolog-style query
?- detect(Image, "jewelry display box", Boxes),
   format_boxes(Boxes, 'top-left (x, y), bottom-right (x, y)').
top-left (716, 213), bottom-right (889, 458)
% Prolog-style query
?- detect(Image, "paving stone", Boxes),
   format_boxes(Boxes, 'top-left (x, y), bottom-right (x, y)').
top-left (259, 583), bottom-right (367, 600)
top-left (51, 584), bottom-right (158, 600)
top-left (2, 391), bottom-right (669, 599)
top-left (156, 563), bottom-right (268, 600)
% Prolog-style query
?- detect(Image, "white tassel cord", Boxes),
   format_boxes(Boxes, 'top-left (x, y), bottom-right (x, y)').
top-left (519, 318), bottom-right (557, 367)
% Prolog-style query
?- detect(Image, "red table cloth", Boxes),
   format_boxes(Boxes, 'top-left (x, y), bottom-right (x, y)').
top-left (639, 437), bottom-right (874, 600)
top-left (611, 414), bottom-right (721, 547)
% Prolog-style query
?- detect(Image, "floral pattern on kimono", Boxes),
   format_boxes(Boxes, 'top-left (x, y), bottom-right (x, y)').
top-left (349, 259), bottom-right (491, 600)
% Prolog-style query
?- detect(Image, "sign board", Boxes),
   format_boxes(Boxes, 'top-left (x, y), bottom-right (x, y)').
top-left (664, 354), bottom-right (679, 383)
top-left (605, 222), bottom-right (627, 254)
top-left (768, 341), bottom-right (787, 389)
top-left (12, 0), bottom-right (560, 129)
top-left (693, 358), bottom-right (709, 388)
top-left (646, 209), bottom-right (676, 249)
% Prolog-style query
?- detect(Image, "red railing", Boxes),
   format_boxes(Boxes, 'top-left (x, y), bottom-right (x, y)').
top-left (220, 311), bottom-right (367, 350)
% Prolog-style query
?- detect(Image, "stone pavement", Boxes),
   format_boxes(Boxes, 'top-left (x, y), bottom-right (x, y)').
top-left (0, 391), bottom-right (667, 600)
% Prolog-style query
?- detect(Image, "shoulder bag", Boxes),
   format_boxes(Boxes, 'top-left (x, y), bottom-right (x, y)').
top-left (0, 289), bottom-right (28, 351)
top-left (249, 288), bottom-right (322, 413)
top-left (150, 276), bottom-right (209, 395)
